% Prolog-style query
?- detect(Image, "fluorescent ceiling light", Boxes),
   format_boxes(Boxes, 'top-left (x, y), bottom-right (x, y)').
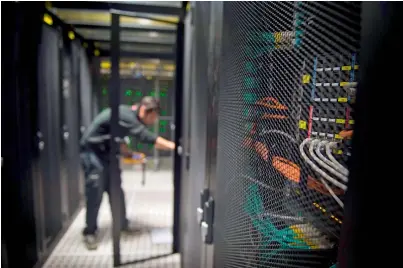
top-left (138, 18), bottom-right (152, 25)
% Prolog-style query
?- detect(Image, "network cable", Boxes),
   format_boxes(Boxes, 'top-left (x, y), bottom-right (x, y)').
top-left (300, 139), bottom-right (346, 190)
top-left (326, 142), bottom-right (348, 173)
top-left (307, 140), bottom-right (346, 208)
top-left (299, 138), bottom-right (345, 208)
top-left (316, 140), bottom-right (349, 176)
top-left (310, 140), bottom-right (349, 182)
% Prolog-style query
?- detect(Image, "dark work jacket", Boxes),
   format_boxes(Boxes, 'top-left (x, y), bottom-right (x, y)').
top-left (80, 105), bottom-right (157, 160)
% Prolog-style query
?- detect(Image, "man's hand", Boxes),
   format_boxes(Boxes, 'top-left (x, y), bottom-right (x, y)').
top-left (154, 136), bottom-right (175, 151)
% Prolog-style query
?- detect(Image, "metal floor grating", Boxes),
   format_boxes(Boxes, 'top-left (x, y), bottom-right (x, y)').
top-left (43, 170), bottom-right (180, 268)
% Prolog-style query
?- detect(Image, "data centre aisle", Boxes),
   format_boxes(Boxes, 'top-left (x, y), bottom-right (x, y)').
top-left (43, 170), bottom-right (180, 268)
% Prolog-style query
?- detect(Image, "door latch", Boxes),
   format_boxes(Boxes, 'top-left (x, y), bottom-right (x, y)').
top-left (197, 189), bottom-right (209, 224)
top-left (201, 196), bottom-right (214, 245)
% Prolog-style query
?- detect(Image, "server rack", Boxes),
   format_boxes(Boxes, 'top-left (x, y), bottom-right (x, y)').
top-left (2, 3), bottom-right (94, 267)
top-left (183, 1), bottom-right (379, 268)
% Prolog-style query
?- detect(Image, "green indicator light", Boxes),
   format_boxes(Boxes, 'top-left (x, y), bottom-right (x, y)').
top-left (135, 91), bottom-right (142, 96)
top-left (102, 88), bottom-right (107, 95)
top-left (137, 143), bottom-right (143, 150)
top-left (159, 127), bottom-right (166, 133)
top-left (150, 91), bottom-right (156, 97)
top-left (160, 92), bottom-right (166, 97)
top-left (160, 110), bottom-right (167, 116)
top-left (125, 89), bottom-right (133, 96)
top-left (160, 120), bottom-right (167, 126)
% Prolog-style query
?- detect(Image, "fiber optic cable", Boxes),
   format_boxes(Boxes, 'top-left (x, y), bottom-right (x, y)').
top-left (311, 57), bottom-right (318, 99)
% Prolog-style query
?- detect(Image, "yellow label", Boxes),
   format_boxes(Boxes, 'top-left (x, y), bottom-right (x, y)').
top-left (338, 97), bottom-right (348, 103)
top-left (349, 120), bottom-right (355, 125)
top-left (335, 134), bottom-right (342, 139)
top-left (68, 31), bottom-right (75, 40)
top-left (342, 66), bottom-right (352, 71)
top-left (340, 82), bottom-right (348, 87)
top-left (43, 13), bottom-right (53, 26)
top-left (336, 119), bottom-right (345, 124)
top-left (302, 75), bottom-right (311, 84)
top-left (336, 150), bottom-right (343, 155)
top-left (354, 65), bottom-right (359, 70)
top-left (274, 32), bottom-right (282, 43)
top-left (299, 120), bottom-right (307, 130)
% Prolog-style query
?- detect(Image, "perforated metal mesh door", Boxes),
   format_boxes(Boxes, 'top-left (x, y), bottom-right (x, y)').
top-left (214, 2), bottom-right (361, 267)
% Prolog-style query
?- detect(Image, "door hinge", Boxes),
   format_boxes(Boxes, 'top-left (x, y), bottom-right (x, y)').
top-left (201, 196), bottom-right (214, 245)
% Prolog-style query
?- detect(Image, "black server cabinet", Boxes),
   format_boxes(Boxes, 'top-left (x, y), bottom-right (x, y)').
top-left (69, 41), bottom-right (83, 215)
top-left (210, 2), bottom-right (361, 268)
top-left (60, 39), bottom-right (82, 219)
top-left (2, 3), bottom-right (43, 267)
top-left (38, 24), bottom-right (64, 247)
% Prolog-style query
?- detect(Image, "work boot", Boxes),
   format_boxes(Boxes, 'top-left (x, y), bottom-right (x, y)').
top-left (83, 234), bottom-right (98, 250)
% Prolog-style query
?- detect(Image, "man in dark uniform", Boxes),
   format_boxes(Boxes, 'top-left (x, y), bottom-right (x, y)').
top-left (79, 96), bottom-right (175, 250)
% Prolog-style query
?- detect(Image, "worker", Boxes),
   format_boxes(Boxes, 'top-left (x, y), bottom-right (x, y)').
top-left (79, 96), bottom-right (175, 250)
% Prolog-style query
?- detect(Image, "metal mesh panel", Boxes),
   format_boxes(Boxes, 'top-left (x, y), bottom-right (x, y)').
top-left (214, 2), bottom-right (361, 267)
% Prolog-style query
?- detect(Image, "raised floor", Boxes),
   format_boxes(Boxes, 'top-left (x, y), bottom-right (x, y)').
top-left (43, 169), bottom-right (180, 268)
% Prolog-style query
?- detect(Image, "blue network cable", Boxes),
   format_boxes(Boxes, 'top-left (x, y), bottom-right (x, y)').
top-left (348, 53), bottom-right (356, 102)
top-left (311, 57), bottom-right (318, 99)
top-left (350, 53), bottom-right (356, 82)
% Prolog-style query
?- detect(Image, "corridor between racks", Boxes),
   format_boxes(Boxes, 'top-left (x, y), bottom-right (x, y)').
top-left (43, 170), bottom-right (180, 268)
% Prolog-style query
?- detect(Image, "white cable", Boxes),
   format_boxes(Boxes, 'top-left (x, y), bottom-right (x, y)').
top-left (310, 140), bottom-right (348, 183)
top-left (259, 129), bottom-right (297, 143)
top-left (316, 140), bottom-right (349, 176)
top-left (299, 138), bottom-right (347, 191)
top-left (318, 177), bottom-right (344, 209)
top-left (299, 138), bottom-right (345, 208)
top-left (326, 142), bottom-right (349, 174)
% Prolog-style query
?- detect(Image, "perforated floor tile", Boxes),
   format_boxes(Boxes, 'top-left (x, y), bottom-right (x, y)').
top-left (43, 170), bottom-right (180, 268)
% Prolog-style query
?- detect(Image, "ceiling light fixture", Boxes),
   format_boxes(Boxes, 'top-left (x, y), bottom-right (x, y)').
top-left (138, 18), bottom-right (152, 25)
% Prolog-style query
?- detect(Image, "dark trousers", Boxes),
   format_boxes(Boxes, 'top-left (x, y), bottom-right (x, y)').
top-left (80, 151), bottom-right (128, 235)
